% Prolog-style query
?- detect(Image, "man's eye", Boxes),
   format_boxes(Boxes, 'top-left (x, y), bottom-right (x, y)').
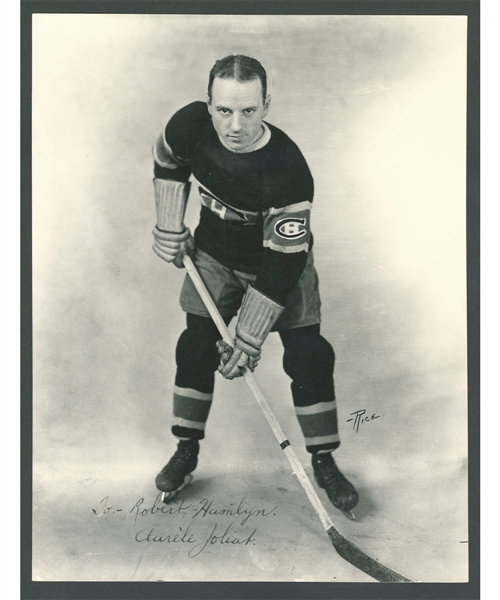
top-left (245, 109), bottom-right (255, 114)
top-left (219, 108), bottom-right (230, 114)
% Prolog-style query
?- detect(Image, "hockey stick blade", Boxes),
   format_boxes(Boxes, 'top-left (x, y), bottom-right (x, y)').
top-left (327, 526), bottom-right (412, 582)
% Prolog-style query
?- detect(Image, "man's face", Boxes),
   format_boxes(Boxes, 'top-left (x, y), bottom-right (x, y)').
top-left (207, 77), bottom-right (270, 151)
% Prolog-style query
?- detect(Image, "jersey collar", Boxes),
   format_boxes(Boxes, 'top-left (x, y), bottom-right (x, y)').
top-left (217, 122), bottom-right (271, 154)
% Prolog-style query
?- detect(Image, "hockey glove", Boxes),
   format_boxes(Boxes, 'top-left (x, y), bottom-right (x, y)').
top-left (153, 178), bottom-right (193, 267)
top-left (152, 225), bottom-right (195, 268)
top-left (218, 285), bottom-right (284, 380)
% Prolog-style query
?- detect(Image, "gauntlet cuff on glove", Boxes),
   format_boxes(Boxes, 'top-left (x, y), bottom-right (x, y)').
top-left (236, 285), bottom-right (285, 350)
top-left (154, 178), bottom-right (191, 233)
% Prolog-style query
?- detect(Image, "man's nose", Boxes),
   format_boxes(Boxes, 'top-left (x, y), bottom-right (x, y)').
top-left (230, 113), bottom-right (242, 132)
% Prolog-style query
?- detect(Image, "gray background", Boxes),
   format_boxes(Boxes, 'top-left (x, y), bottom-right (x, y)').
top-left (32, 14), bottom-right (468, 582)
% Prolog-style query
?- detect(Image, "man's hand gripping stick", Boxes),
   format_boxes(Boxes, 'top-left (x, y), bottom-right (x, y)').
top-left (217, 285), bottom-right (284, 379)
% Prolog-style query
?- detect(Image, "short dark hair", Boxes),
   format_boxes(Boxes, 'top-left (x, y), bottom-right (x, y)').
top-left (208, 54), bottom-right (267, 103)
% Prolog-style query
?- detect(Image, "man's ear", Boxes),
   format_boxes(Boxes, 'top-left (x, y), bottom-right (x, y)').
top-left (206, 94), bottom-right (213, 118)
top-left (263, 94), bottom-right (271, 118)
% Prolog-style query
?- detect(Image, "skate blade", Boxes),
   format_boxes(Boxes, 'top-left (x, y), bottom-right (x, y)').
top-left (342, 509), bottom-right (356, 521)
top-left (160, 473), bottom-right (193, 504)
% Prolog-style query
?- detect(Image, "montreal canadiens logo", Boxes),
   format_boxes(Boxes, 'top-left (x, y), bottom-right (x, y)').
top-left (274, 217), bottom-right (307, 240)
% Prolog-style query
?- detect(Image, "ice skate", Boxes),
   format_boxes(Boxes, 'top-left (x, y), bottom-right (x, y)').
top-left (312, 452), bottom-right (359, 520)
top-left (155, 439), bottom-right (199, 502)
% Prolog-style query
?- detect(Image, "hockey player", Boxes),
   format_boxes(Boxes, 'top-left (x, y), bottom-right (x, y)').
top-left (151, 54), bottom-right (359, 516)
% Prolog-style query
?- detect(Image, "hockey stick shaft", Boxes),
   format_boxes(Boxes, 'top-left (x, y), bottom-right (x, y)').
top-left (183, 255), bottom-right (332, 527)
top-left (182, 253), bottom-right (411, 583)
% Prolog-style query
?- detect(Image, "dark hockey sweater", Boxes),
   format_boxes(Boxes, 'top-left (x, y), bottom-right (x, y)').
top-left (153, 101), bottom-right (314, 305)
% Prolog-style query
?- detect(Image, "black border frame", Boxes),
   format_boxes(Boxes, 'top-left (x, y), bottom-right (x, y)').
top-left (20, 1), bottom-right (480, 598)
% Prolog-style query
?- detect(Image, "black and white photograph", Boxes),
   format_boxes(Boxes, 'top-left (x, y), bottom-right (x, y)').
top-left (22, 0), bottom-right (479, 594)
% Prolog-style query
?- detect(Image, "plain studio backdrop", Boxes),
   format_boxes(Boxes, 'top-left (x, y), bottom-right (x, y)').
top-left (32, 14), bottom-right (468, 583)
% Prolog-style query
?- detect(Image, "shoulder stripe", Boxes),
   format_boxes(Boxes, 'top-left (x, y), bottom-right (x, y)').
top-left (152, 129), bottom-right (190, 169)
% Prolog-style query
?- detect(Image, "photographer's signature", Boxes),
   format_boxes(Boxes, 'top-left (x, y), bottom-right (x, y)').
top-left (346, 409), bottom-right (381, 433)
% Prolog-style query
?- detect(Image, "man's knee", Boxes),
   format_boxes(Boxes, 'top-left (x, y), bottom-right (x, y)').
top-left (282, 330), bottom-right (335, 382)
top-left (176, 314), bottom-right (220, 373)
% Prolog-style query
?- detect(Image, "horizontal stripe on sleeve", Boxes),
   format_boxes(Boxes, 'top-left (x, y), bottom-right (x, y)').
top-left (266, 201), bottom-right (312, 216)
top-left (263, 240), bottom-right (309, 253)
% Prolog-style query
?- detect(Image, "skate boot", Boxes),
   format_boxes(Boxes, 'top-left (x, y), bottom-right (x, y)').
top-left (312, 452), bottom-right (359, 520)
top-left (155, 439), bottom-right (199, 502)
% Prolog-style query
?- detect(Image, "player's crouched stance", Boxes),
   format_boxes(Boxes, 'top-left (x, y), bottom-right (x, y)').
top-left (151, 54), bottom-right (359, 519)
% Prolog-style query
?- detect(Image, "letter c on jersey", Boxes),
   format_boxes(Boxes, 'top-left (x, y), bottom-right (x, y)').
top-left (274, 218), bottom-right (307, 240)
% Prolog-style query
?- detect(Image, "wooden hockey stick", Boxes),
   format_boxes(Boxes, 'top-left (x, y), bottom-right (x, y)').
top-left (182, 253), bottom-right (412, 583)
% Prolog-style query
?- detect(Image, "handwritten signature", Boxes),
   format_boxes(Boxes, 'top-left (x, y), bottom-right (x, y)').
top-left (92, 495), bottom-right (275, 556)
top-left (92, 494), bottom-right (270, 558)
top-left (134, 521), bottom-right (257, 558)
top-left (346, 409), bottom-right (381, 433)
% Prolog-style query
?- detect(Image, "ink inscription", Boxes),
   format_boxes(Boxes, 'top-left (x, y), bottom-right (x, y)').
top-left (92, 494), bottom-right (276, 557)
